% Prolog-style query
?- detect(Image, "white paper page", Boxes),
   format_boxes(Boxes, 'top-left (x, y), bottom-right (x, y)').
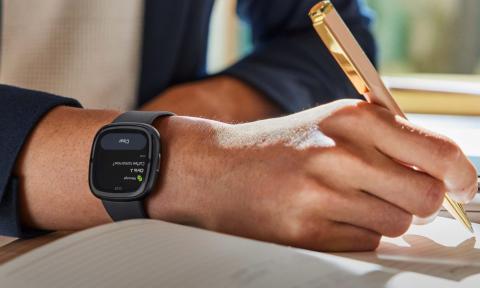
top-left (337, 217), bottom-right (480, 285)
top-left (0, 220), bottom-right (455, 288)
top-left (407, 114), bottom-right (480, 158)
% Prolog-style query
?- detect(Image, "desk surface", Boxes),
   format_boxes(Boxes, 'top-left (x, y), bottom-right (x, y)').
top-left (0, 232), bottom-right (70, 265)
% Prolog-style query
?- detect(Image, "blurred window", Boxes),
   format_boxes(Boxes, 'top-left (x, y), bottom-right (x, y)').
top-left (366, 0), bottom-right (480, 74)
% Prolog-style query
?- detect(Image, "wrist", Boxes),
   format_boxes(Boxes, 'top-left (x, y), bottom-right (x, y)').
top-left (16, 106), bottom-right (122, 230)
top-left (146, 115), bottom-right (227, 227)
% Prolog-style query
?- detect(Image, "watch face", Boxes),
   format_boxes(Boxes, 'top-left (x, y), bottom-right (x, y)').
top-left (90, 125), bottom-right (159, 199)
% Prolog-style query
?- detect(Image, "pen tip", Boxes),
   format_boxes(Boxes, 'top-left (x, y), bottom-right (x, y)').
top-left (467, 223), bottom-right (475, 234)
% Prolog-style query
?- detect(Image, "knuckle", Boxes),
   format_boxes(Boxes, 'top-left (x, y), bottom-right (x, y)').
top-left (434, 139), bottom-right (461, 165)
top-left (357, 101), bottom-right (386, 120)
top-left (328, 99), bottom-right (367, 122)
top-left (283, 214), bottom-right (315, 244)
top-left (466, 162), bottom-right (479, 187)
top-left (418, 179), bottom-right (445, 217)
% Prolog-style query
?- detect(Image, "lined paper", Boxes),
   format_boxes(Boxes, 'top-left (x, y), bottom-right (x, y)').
top-left (0, 219), bottom-right (458, 288)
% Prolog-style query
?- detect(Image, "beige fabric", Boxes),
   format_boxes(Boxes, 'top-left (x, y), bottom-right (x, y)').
top-left (0, 0), bottom-right (143, 110)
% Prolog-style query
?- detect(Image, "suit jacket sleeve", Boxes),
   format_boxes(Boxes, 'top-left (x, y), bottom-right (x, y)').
top-left (221, 0), bottom-right (377, 113)
top-left (0, 85), bottom-right (81, 237)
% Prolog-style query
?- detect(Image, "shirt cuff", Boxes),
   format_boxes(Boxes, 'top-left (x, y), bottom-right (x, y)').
top-left (0, 85), bottom-right (81, 237)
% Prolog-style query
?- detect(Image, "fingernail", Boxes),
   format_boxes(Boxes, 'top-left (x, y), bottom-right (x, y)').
top-left (447, 186), bottom-right (476, 204)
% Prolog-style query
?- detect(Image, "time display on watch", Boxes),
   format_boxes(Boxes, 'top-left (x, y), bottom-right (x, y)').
top-left (91, 129), bottom-right (150, 193)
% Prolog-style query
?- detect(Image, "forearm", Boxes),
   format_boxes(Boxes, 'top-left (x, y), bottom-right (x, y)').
top-left (14, 107), bottom-right (120, 230)
top-left (13, 105), bottom-right (216, 232)
top-left (141, 76), bottom-right (282, 123)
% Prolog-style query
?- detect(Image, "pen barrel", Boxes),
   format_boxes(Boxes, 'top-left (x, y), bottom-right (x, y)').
top-left (309, 1), bottom-right (405, 118)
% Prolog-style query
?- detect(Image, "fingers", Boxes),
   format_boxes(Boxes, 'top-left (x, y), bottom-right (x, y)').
top-left (323, 101), bottom-right (478, 203)
top-left (313, 222), bottom-right (381, 252)
top-left (351, 148), bottom-right (447, 218)
top-left (321, 188), bottom-right (412, 237)
top-left (310, 145), bottom-right (447, 218)
top-left (365, 106), bottom-right (478, 203)
top-left (287, 219), bottom-right (382, 252)
top-left (309, 222), bottom-right (381, 252)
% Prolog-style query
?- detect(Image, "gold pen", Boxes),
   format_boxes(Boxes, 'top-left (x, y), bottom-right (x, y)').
top-left (308, 0), bottom-right (474, 233)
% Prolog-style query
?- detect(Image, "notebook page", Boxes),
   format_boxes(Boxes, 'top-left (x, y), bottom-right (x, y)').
top-left (0, 220), bottom-right (454, 288)
top-left (408, 113), bottom-right (480, 158)
top-left (337, 217), bottom-right (480, 283)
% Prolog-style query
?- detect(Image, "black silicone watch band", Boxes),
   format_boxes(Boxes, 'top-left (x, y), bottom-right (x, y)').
top-left (102, 200), bottom-right (147, 221)
top-left (102, 111), bottom-right (174, 221)
top-left (113, 111), bottom-right (174, 125)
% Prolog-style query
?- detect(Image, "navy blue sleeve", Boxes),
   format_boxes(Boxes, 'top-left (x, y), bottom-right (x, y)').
top-left (221, 0), bottom-right (377, 113)
top-left (0, 85), bottom-right (81, 237)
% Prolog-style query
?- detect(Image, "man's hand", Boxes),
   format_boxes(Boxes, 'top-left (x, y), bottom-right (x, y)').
top-left (16, 100), bottom-right (477, 252)
top-left (141, 76), bottom-right (282, 123)
top-left (148, 99), bottom-right (478, 252)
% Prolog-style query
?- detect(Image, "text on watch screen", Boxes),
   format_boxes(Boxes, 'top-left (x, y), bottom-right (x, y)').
top-left (93, 130), bottom-right (149, 193)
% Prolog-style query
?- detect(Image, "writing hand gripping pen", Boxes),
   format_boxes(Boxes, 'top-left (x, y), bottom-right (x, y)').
top-left (308, 0), bottom-right (473, 232)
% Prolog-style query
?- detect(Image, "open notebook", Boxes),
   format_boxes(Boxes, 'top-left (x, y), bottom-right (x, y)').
top-left (0, 217), bottom-right (479, 288)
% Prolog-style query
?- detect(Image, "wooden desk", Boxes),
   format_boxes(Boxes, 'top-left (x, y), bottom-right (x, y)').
top-left (387, 74), bottom-right (480, 115)
top-left (0, 232), bottom-right (70, 265)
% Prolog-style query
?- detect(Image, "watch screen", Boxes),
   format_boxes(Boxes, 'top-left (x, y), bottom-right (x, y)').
top-left (92, 129), bottom-right (150, 193)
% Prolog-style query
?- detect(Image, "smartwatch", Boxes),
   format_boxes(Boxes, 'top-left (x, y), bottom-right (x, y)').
top-left (89, 111), bottom-right (174, 221)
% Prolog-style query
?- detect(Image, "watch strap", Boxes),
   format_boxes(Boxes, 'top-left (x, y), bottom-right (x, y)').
top-left (113, 110), bottom-right (175, 124)
top-left (103, 110), bottom-right (174, 221)
top-left (103, 200), bottom-right (146, 221)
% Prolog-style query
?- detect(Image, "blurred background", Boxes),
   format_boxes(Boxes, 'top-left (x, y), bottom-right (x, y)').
top-left (207, 0), bottom-right (480, 115)
top-left (207, 0), bottom-right (480, 76)
top-left (366, 0), bottom-right (480, 75)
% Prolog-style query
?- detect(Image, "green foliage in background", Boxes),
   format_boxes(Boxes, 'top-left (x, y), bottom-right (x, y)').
top-left (365, 0), bottom-right (480, 74)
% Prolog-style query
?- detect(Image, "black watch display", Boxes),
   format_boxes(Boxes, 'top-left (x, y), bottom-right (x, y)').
top-left (89, 111), bottom-right (174, 221)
